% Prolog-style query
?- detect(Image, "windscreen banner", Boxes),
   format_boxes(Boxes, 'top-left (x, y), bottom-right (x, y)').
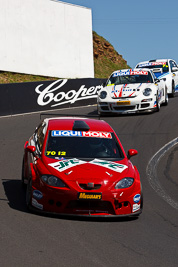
top-left (0, 78), bottom-right (106, 116)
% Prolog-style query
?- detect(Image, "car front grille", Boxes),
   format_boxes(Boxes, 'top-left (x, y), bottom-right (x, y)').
top-left (66, 200), bottom-right (115, 214)
top-left (141, 103), bottom-right (150, 108)
top-left (100, 106), bottom-right (109, 111)
top-left (113, 105), bottom-right (136, 111)
top-left (79, 183), bottom-right (101, 190)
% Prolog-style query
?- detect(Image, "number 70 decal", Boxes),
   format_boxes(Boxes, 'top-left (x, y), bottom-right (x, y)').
top-left (46, 151), bottom-right (66, 156)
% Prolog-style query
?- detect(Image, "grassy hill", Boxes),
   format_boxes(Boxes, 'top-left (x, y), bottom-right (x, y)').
top-left (0, 31), bottom-right (130, 84)
top-left (93, 31), bottom-right (130, 78)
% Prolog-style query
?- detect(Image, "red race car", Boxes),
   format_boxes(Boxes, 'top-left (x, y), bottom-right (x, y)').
top-left (22, 116), bottom-right (143, 217)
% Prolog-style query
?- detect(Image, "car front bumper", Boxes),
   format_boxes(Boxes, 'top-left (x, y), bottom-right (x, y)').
top-left (97, 98), bottom-right (156, 114)
top-left (30, 182), bottom-right (142, 217)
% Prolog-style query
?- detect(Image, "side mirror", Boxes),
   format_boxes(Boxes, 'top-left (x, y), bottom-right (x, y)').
top-left (102, 82), bottom-right (106, 87)
top-left (24, 141), bottom-right (29, 149)
top-left (172, 67), bottom-right (178, 72)
top-left (155, 79), bottom-right (160, 83)
top-left (127, 149), bottom-right (138, 159)
top-left (26, 146), bottom-right (37, 157)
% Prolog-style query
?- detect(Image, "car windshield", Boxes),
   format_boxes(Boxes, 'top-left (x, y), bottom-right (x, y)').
top-left (45, 130), bottom-right (124, 160)
top-left (137, 62), bottom-right (169, 73)
top-left (107, 72), bottom-right (153, 85)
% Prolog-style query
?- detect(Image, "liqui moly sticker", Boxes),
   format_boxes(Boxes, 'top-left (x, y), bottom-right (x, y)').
top-left (90, 159), bottom-right (128, 173)
top-left (52, 130), bottom-right (112, 139)
top-left (113, 70), bottom-right (131, 77)
top-left (113, 69), bottom-right (148, 77)
top-left (138, 62), bottom-right (167, 68)
top-left (130, 70), bottom-right (148, 75)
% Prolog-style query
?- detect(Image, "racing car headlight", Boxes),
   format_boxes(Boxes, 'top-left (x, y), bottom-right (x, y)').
top-left (41, 175), bottom-right (66, 187)
top-left (115, 178), bottom-right (134, 189)
top-left (143, 88), bottom-right (152, 96)
top-left (99, 91), bottom-right (107, 99)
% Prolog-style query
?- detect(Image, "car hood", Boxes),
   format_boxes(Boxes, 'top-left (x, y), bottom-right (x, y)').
top-left (41, 157), bottom-right (135, 185)
top-left (154, 72), bottom-right (170, 79)
top-left (106, 83), bottom-right (150, 98)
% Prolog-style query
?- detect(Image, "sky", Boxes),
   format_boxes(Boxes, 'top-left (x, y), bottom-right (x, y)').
top-left (58, 0), bottom-right (178, 68)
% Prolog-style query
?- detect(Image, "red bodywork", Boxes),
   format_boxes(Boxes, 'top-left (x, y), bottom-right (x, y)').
top-left (23, 117), bottom-right (142, 217)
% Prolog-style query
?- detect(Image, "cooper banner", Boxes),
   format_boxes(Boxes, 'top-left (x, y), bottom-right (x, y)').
top-left (0, 78), bottom-right (106, 116)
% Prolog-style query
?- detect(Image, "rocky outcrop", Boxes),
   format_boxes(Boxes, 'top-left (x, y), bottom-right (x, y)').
top-left (93, 31), bottom-right (127, 65)
top-left (93, 31), bottom-right (130, 78)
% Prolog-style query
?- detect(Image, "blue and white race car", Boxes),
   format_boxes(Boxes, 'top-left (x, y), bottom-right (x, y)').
top-left (135, 59), bottom-right (178, 97)
top-left (97, 68), bottom-right (168, 115)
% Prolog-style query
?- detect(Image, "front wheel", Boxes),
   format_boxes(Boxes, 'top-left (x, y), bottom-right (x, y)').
top-left (163, 87), bottom-right (168, 106)
top-left (170, 82), bottom-right (175, 98)
top-left (97, 106), bottom-right (110, 117)
top-left (26, 178), bottom-right (32, 209)
top-left (155, 95), bottom-right (160, 112)
top-left (21, 157), bottom-right (26, 188)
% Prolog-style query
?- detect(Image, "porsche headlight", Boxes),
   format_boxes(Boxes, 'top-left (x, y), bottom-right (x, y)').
top-left (115, 178), bottom-right (134, 189)
top-left (99, 91), bottom-right (107, 99)
top-left (41, 175), bottom-right (66, 187)
top-left (143, 88), bottom-right (152, 96)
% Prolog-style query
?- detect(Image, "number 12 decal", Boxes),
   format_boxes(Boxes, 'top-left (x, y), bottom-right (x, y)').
top-left (46, 151), bottom-right (66, 156)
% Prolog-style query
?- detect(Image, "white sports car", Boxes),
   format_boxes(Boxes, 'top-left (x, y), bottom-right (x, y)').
top-left (135, 59), bottom-right (178, 97)
top-left (97, 69), bottom-right (168, 115)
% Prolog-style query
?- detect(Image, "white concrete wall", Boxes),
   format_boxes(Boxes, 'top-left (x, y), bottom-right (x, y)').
top-left (0, 0), bottom-right (94, 78)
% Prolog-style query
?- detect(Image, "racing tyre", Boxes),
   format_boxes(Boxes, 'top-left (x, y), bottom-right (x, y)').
top-left (26, 178), bottom-right (32, 209)
top-left (21, 157), bottom-right (26, 188)
top-left (170, 82), bottom-right (175, 98)
top-left (98, 112), bottom-right (108, 117)
top-left (97, 106), bottom-right (110, 117)
top-left (140, 193), bottom-right (143, 211)
top-left (97, 106), bottom-right (102, 116)
top-left (155, 96), bottom-right (160, 112)
top-left (163, 88), bottom-right (168, 106)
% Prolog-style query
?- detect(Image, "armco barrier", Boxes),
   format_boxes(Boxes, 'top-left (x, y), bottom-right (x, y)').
top-left (0, 78), bottom-right (106, 116)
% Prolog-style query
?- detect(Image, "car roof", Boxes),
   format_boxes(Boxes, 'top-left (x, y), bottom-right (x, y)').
top-left (44, 117), bottom-right (114, 132)
top-left (137, 59), bottom-right (169, 65)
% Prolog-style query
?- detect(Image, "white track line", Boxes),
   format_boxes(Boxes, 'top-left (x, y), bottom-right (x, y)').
top-left (146, 137), bottom-right (178, 209)
top-left (0, 104), bottom-right (97, 119)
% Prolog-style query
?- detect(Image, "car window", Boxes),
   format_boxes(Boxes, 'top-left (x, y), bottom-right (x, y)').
top-left (107, 72), bottom-right (153, 85)
top-left (136, 62), bottom-right (169, 73)
top-left (174, 61), bottom-right (178, 67)
top-left (170, 60), bottom-right (176, 72)
top-left (34, 123), bottom-right (46, 154)
top-left (172, 61), bottom-right (178, 70)
top-left (45, 131), bottom-right (124, 160)
top-left (151, 71), bottom-right (157, 80)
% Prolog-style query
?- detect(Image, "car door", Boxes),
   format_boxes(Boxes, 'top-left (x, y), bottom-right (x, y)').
top-left (170, 60), bottom-right (178, 92)
top-left (26, 122), bottom-right (46, 179)
top-left (152, 71), bottom-right (164, 103)
top-left (159, 79), bottom-right (166, 103)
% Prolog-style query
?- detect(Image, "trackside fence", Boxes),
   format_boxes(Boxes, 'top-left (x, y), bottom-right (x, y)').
top-left (0, 78), bottom-right (106, 116)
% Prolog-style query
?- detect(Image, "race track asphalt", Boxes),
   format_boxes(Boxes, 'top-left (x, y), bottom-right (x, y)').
top-left (0, 98), bottom-right (178, 267)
